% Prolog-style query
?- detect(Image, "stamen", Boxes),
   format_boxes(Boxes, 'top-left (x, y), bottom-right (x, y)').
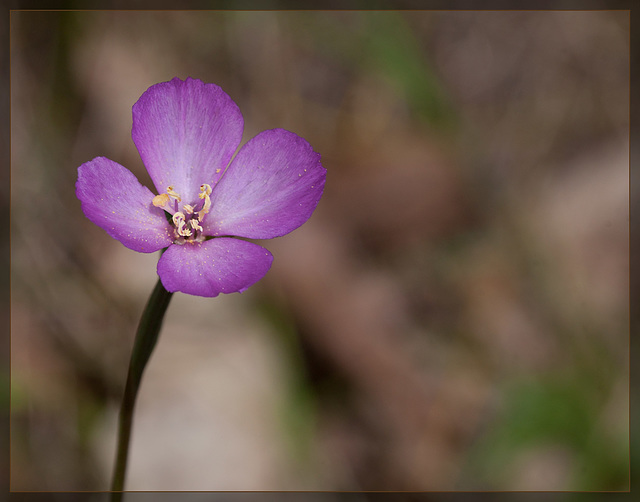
top-left (166, 186), bottom-right (182, 201)
top-left (153, 186), bottom-right (182, 209)
top-left (158, 184), bottom-right (212, 243)
top-left (192, 199), bottom-right (205, 213)
top-left (172, 212), bottom-right (192, 237)
top-left (197, 183), bottom-right (212, 220)
top-left (152, 193), bottom-right (170, 207)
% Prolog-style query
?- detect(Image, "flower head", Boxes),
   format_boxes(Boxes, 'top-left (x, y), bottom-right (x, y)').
top-left (76, 77), bottom-right (326, 297)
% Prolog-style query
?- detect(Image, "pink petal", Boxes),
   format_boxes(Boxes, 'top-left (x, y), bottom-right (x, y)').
top-left (204, 129), bottom-right (326, 239)
top-left (132, 77), bottom-right (244, 205)
top-left (76, 157), bottom-right (173, 253)
top-left (157, 238), bottom-right (273, 297)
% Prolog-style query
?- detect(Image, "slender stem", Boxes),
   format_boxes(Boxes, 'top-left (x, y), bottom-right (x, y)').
top-left (110, 278), bottom-right (174, 501)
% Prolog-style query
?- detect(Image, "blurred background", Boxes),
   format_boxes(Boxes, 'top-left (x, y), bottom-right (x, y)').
top-left (10, 9), bottom-right (629, 492)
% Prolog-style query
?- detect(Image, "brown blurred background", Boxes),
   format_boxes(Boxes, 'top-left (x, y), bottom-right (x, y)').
top-left (10, 9), bottom-right (629, 492)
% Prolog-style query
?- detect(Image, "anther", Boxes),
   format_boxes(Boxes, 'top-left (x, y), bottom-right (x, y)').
top-left (153, 186), bottom-right (182, 209)
top-left (172, 212), bottom-right (192, 237)
top-left (197, 184), bottom-right (212, 220)
top-left (166, 186), bottom-right (182, 201)
top-left (152, 193), bottom-right (170, 207)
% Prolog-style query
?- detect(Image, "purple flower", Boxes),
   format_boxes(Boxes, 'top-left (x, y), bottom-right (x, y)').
top-left (76, 77), bottom-right (326, 297)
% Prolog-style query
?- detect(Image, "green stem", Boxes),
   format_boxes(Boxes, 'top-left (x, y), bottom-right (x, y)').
top-left (110, 278), bottom-right (173, 501)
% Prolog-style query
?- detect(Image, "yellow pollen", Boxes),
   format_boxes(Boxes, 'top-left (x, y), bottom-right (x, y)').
top-left (183, 204), bottom-right (195, 214)
top-left (152, 193), bottom-right (170, 207)
top-left (153, 186), bottom-right (183, 208)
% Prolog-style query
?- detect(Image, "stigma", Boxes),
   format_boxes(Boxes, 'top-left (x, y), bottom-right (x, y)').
top-left (153, 184), bottom-right (213, 243)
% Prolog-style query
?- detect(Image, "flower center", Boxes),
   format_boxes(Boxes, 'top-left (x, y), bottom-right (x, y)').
top-left (152, 184), bottom-right (212, 244)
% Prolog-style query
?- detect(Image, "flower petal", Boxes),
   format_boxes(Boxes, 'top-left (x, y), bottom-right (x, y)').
top-left (157, 238), bottom-right (273, 297)
top-left (132, 77), bottom-right (244, 204)
top-left (204, 129), bottom-right (326, 239)
top-left (76, 157), bottom-right (174, 252)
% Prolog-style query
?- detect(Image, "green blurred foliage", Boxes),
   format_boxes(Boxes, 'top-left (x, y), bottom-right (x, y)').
top-left (467, 371), bottom-right (628, 490)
